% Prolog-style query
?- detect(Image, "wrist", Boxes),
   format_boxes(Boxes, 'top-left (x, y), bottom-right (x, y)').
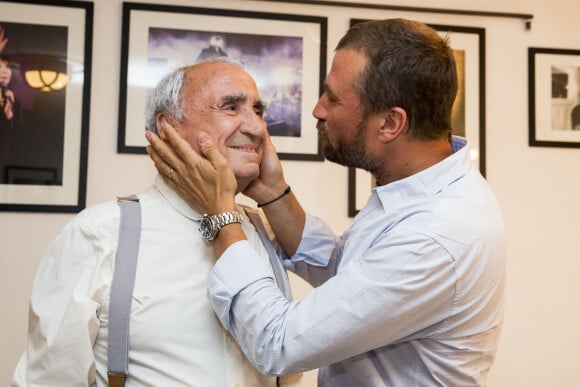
top-left (254, 182), bottom-right (289, 205)
top-left (198, 210), bottom-right (243, 241)
top-left (257, 186), bottom-right (291, 208)
top-left (210, 198), bottom-right (237, 215)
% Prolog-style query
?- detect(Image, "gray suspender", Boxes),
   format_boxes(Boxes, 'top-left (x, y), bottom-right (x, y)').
top-left (108, 196), bottom-right (141, 387)
top-left (107, 198), bottom-right (289, 386)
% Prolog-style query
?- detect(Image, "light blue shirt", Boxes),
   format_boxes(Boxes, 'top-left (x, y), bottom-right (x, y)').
top-left (209, 137), bottom-right (506, 386)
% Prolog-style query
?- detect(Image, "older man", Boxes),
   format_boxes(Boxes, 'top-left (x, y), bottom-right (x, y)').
top-left (13, 60), bottom-right (289, 386)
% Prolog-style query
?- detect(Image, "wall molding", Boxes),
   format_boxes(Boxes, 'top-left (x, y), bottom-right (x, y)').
top-left (254, 0), bottom-right (534, 29)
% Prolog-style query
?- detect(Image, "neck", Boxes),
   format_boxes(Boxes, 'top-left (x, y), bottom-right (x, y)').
top-left (375, 136), bottom-right (452, 185)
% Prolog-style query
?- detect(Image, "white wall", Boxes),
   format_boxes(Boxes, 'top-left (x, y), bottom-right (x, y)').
top-left (2, 0), bottom-right (580, 385)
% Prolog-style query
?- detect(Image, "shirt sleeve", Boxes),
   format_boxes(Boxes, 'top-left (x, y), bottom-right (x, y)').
top-left (12, 210), bottom-right (114, 386)
top-left (280, 214), bottom-right (341, 288)
top-left (208, 226), bottom-right (457, 376)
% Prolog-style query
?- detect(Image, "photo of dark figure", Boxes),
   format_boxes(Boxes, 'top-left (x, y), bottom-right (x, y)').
top-left (550, 65), bottom-right (580, 130)
top-left (572, 104), bottom-right (580, 129)
top-left (0, 22), bottom-right (67, 186)
top-left (196, 35), bottom-right (228, 61)
top-left (147, 28), bottom-right (303, 137)
top-left (552, 72), bottom-right (568, 98)
top-left (451, 49), bottom-right (466, 137)
top-left (0, 54), bottom-right (22, 132)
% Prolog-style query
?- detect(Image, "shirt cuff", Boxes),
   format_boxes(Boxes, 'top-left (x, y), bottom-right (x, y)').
top-left (208, 240), bottom-right (274, 327)
top-left (288, 215), bottom-right (333, 267)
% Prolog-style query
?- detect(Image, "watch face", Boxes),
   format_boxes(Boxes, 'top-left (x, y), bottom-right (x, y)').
top-left (199, 215), bottom-right (216, 240)
top-left (198, 211), bottom-right (242, 241)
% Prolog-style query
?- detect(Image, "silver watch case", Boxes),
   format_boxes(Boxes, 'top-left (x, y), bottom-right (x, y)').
top-left (199, 211), bottom-right (243, 241)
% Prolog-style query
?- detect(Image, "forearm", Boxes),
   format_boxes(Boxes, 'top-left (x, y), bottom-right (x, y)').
top-left (210, 233), bottom-right (459, 375)
top-left (259, 188), bottom-right (306, 257)
top-left (213, 222), bottom-right (247, 258)
top-left (212, 190), bottom-right (304, 259)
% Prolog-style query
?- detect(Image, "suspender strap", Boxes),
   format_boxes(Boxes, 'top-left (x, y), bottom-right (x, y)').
top-left (108, 195), bottom-right (141, 386)
top-left (244, 208), bottom-right (292, 300)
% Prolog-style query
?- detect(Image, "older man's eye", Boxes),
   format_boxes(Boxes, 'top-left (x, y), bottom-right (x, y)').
top-left (254, 103), bottom-right (265, 117)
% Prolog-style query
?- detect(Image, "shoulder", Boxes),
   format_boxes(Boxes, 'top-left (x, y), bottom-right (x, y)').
top-left (53, 199), bottom-right (123, 247)
top-left (36, 199), bottom-right (122, 276)
top-left (74, 199), bottom-right (120, 229)
top-left (73, 188), bottom-right (155, 230)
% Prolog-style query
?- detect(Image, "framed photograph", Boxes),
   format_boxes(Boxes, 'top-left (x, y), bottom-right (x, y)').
top-left (529, 47), bottom-right (580, 147)
top-left (348, 168), bottom-right (375, 217)
top-left (0, 0), bottom-right (92, 212)
top-left (348, 21), bottom-right (485, 216)
top-left (118, 2), bottom-right (326, 160)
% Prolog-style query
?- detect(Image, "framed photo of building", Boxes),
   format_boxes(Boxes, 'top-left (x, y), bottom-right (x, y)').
top-left (118, 2), bottom-right (326, 160)
top-left (0, 0), bottom-right (92, 212)
top-left (529, 47), bottom-right (580, 147)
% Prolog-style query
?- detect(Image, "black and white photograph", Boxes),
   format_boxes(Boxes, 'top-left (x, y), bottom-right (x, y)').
top-left (529, 47), bottom-right (580, 147)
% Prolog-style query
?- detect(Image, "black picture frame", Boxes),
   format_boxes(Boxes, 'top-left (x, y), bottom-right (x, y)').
top-left (347, 20), bottom-right (486, 217)
top-left (117, 2), bottom-right (326, 161)
top-left (0, 0), bottom-right (92, 212)
top-left (529, 47), bottom-right (580, 148)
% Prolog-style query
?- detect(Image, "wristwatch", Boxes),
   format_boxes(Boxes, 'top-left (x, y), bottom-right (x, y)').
top-left (198, 211), bottom-right (244, 241)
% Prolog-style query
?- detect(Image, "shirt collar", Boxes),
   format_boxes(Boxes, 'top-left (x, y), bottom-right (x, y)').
top-left (374, 136), bottom-right (472, 211)
top-left (154, 174), bottom-right (203, 222)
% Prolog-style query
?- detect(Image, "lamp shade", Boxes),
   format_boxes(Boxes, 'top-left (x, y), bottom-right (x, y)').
top-left (24, 69), bottom-right (68, 91)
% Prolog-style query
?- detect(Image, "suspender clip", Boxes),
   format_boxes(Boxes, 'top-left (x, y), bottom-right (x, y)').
top-left (107, 372), bottom-right (127, 387)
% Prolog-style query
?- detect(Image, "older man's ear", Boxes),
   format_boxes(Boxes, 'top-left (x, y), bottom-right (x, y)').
top-left (156, 113), bottom-right (178, 140)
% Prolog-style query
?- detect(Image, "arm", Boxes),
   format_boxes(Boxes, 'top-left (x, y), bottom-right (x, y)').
top-left (145, 119), bottom-right (460, 375)
top-left (3, 89), bottom-right (15, 120)
top-left (209, 229), bottom-right (458, 375)
top-left (145, 124), bottom-right (306, 257)
top-left (146, 125), bottom-right (243, 257)
top-left (0, 25), bottom-right (7, 53)
top-left (12, 215), bottom-right (106, 385)
top-left (280, 214), bottom-right (341, 287)
top-left (146, 124), bottom-right (340, 288)
top-left (243, 131), bottom-right (305, 257)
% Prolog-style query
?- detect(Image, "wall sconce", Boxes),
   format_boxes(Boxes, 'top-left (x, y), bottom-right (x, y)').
top-left (24, 69), bottom-right (68, 92)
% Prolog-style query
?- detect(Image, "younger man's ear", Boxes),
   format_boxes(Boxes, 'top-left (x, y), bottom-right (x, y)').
top-left (377, 107), bottom-right (407, 143)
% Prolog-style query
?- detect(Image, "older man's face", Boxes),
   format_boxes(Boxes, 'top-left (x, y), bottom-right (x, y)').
top-left (175, 62), bottom-right (267, 192)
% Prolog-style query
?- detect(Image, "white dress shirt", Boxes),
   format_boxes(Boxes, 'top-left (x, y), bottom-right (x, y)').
top-left (13, 175), bottom-right (279, 387)
top-left (208, 137), bottom-right (506, 386)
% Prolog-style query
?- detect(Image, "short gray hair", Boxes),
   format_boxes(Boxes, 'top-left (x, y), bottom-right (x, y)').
top-left (145, 66), bottom-right (186, 134)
